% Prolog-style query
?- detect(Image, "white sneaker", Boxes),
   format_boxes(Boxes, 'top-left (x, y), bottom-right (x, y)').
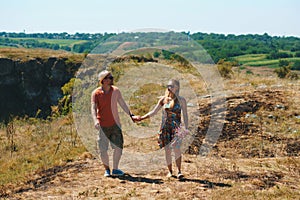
top-left (166, 172), bottom-right (173, 177)
top-left (104, 169), bottom-right (111, 177)
top-left (177, 172), bottom-right (184, 179)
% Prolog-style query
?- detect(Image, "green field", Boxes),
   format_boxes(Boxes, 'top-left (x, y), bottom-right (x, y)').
top-left (233, 54), bottom-right (300, 68)
top-left (9, 37), bottom-right (87, 47)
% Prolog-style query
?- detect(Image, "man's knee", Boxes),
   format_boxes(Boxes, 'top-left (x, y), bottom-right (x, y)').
top-left (99, 149), bottom-right (108, 157)
top-left (113, 146), bottom-right (123, 154)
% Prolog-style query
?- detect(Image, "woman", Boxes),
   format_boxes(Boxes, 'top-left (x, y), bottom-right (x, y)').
top-left (138, 79), bottom-right (188, 179)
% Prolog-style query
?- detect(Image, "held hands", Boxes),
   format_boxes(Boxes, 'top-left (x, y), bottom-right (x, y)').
top-left (94, 115), bottom-right (143, 128)
top-left (131, 114), bottom-right (148, 122)
top-left (131, 115), bottom-right (142, 122)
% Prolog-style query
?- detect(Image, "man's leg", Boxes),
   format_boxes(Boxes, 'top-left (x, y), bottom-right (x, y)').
top-left (113, 147), bottom-right (122, 170)
top-left (100, 150), bottom-right (110, 170)
top-left (110, 125), bottom-right (125, 176)
top-left (99, 128), bottom-right (110, 173)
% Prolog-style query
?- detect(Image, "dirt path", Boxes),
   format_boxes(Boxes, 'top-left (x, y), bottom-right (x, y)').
top-left (9, 155), bottom-right (225, 199)
top-left (6, 153), bottom-right (300, 200)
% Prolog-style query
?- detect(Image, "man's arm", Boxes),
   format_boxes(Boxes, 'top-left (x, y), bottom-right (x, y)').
top-left (117, 90), bottom-right (134, 119)
top-left (91, 91), bottom-right (100, 129)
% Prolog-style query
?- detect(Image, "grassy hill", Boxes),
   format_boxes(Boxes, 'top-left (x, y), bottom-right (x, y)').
top-left (0, 56), bottom-right (299, 199)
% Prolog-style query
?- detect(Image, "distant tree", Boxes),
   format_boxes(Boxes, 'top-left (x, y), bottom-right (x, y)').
top-left (291, 60), bottom-right (300, 70)
top-left (61, 46), bottom-right (71, 51)
top-left (162, 49), bottom-right (173, 60)
top-left (153, 51), bottom-right (161, 58)
top-left (267, 51), bottom-right (293, 59)
top-left (278, 59), bottom-right (290, 67)
top-left (295, 51), bottom-right (300, 57)
top-left (52, 44), bottom-right (60, 50)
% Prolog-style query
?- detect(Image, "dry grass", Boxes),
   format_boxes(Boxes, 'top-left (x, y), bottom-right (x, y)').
top-left (0, 115), bottom-right (86, 187)
top-left (0, 58), bottom-right (299, 199)
top-left (0, 47), bottom-right (85, 62)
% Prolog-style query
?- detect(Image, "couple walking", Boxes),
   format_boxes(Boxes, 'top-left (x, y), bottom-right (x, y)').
top-left (91, 70), bottom-right (188, 179)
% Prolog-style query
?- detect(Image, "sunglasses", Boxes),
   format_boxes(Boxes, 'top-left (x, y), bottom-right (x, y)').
top-left (104, 75), bottom-right (114, 80)
top-left (167, 85), bottom-right (175, 88)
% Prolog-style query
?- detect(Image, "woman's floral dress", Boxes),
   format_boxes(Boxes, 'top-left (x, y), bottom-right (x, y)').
top-left (158, 100), bottom-right (181, 148)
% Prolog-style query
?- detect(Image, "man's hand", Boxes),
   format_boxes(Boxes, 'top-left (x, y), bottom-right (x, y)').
top-left (94, 122), bottom-right (100, 130)
top-left (131, 115), bottom-right (141, 122)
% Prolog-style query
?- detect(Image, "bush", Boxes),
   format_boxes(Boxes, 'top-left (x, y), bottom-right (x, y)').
top-left (246, 70), bottom-right (253, 75)
top-left (162, 49), bottom-right (173, 60)
top-left (217, 59), bottom-right (234, 79)
top-left (274, 65), bottom-right (290, 78)
top-left (287, 72), bottom-right (299, 80)
top-left (267, 51), bottom-right (293, 59)
top-left (294, 51), bottom-right (300, 57)
top-left (153, 51), bottom-right (161, 58)
top-left (57, 78), bottom-right (76, 115)
top-left (278, 59), bottom-right (289, 67)
top-left (291, 60), bottom-right (300, 70)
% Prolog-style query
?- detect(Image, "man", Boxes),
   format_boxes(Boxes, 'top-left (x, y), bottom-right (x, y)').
top-left (91, 70), bottom-right (137, 177)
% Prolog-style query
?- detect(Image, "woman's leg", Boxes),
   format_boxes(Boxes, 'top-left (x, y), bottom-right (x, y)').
top-left (165, 146), bottom-right (172, 174)
top-left (173, 147), bottom-right (182, 173)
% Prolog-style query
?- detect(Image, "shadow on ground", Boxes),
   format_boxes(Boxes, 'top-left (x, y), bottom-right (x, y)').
top-left (179, 178), bottom-right (232, 188)
top-left (112, 174), bottom-right (163, 184)
top-left (113, 174), bottom-right (231, 189)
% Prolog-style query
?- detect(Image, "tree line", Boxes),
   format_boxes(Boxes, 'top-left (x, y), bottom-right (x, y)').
top-left (1, 31), bottom-right (300, 62)
top-left (190, 32), bottom-right (300, 62)
top-left (0, 32), bottom-right (114, 40)
top-left (0, 32), bottom-right (115, 53)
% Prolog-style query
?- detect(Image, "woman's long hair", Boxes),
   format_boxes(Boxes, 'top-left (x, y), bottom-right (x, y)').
top-left (163, 79), bottom-right (180, 110)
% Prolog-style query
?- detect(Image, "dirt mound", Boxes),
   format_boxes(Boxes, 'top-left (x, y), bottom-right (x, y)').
top-left (189, 89), bottom-right (300, 158)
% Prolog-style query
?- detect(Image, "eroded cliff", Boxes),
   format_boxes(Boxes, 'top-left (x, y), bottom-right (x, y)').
top-left (0, 55), bottom-right (83, 122)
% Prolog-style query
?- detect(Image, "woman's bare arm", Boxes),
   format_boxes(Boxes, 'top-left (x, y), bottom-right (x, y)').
top-left (140, 97), bottom-right (164, 120)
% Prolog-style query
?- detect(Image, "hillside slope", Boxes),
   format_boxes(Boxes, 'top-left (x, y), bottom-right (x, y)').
top-left (1, 73), bottom-right (299, 199)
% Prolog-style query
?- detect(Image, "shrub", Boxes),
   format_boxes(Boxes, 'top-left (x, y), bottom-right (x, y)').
top-left (278, 59), bottom-right (290, 67)
top-left (274, 65), bottom-right (290, 78)
top-left (294, 51), bottom-right (300, 57)
top-left (153, 51), bottom-right (161, 58)
top-left (286, 72), bottom-right (299, 80)
top-left (267, 51), bottom-right (293, 59)
top-left (162, 49), bottom-right (173, 60)
top-left (291, 60), bottom-right (300, 70)
top-left (217, 59), bottom-right (234, 78)
top-left (57, 78), bottom-right (76, 116)
top-left (246, 70), bottom-right (254, 75)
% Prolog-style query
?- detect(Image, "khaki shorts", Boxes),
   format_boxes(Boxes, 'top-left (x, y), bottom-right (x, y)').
top-left (98, 124), bottom-right (123, 152)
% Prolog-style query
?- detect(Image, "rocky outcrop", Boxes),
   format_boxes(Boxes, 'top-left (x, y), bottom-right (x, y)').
top-left (0, 57), bottom-right (81, 122)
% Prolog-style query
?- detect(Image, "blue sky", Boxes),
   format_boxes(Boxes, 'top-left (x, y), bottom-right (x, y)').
top-left (1, 0), bottom-right (300, 37)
